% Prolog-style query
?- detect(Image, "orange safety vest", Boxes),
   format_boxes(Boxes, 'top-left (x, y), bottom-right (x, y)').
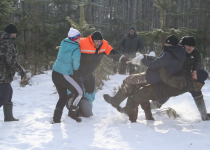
top-left (79, 35), bottom-right (113, 55)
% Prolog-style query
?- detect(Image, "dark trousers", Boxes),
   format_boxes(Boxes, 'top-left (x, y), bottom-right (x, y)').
top-left (0, 83), bottom-right (13, 107)
top-left (83, 74), bottom-right (95, 94)
top-left (158, 90), bottom-right (203, 105)
top-left (52, 70), bottom-right (83, 110)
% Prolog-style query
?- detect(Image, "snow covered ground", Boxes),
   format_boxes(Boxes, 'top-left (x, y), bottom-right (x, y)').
top-left (0, 71), bottom-right (210, 150)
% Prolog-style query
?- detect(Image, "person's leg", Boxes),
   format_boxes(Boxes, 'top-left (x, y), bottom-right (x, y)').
top-left (1, 83), bottom-right (19, 121)
top-left (190, 90), bottom-right (210, 121)
top-left (78, 99), bottom-right (93, 117)
top-left (131, 86), bottom-right (157, 121)
top-left (104, 73), bottom-right (147, 108)
top-left (52, 71), bottom-right (83, 123)
top-left (83, 74), bottom-right (95, 94)
top-left (120, 72), bottom-right (147, 95)
top-left (117, 96), bottom-right (139, 122)
top-left (0, 83), bottom-right (10, 107)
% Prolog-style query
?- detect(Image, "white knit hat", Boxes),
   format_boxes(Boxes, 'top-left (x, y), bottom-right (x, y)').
top-left (68, 27), bottom-right (81, 41)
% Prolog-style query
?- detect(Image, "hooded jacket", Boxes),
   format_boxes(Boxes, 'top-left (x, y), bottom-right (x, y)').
top-left (52, 38), bottom-right (81, 75)
top-left (119, 33), bottom-right (143, 56)
top-left (0, 31), bottom-right (24, 83)
top-left (141, 45), bottom-right (186, 85)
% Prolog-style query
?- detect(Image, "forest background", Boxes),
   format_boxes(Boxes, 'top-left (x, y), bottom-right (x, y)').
top-left (0, 0), bottom-right (209, 90)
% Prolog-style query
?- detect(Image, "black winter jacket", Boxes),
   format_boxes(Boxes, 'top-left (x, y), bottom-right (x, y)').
top-left (182, 48), bottom-right (202, 73)
top-left (141, 45), bottom-right (186, 85)
top-left (119, 33), bottom-right (143, 56)
top-left (74, 49), bottom-right (121, 78)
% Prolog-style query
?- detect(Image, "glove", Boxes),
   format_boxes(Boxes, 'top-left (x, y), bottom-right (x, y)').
top-left (131, 54), bottom-right (144, 65)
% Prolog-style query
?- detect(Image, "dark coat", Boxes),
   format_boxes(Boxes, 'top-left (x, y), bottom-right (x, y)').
top-left (182, 48), bottom-right (202, 73)
top-left (0, 32), bottom-right (24, 83)
top-left (119, 33), bottom-right (143, 56)
top-left (141, 45), bottom-right (186, 85)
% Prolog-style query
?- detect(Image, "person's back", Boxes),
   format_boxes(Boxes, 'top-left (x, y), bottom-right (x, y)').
top-left (52, 37), bottom-right (81, 75)
top-left (141, 35), bottom-right (186, 85)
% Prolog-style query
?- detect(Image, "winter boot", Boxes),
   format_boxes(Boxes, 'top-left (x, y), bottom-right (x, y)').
top-left (52, 107), bottom-right (62, 123)
top-left (194, 96), bottom-right (210, 121)
top-left (3, 102), bottom-right (19, 122)
top-left (141, 101), bottom-right (154, 121)
top-left (103, 90), bottom-right (127, 108)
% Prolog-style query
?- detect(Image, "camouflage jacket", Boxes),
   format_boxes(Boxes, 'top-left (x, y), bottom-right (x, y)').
top-left (0, 31), bottom-right (24, 83)
top-left (154, 67), bottom-right (204, 101)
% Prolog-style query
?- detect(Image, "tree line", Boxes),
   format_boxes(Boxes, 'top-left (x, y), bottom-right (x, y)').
top-left (0, 0), bottom-right (209, 88)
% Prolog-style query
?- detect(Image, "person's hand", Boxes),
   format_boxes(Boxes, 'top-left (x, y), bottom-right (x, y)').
top-left (131, 54), bottom-right (144, 65)
top-left (20, 71), bottom-right (26, 83)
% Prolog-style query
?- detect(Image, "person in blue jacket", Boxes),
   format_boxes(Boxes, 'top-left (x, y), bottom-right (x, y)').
top-left (52, 28), bottom-right (83, 123)
top-left (104, 35), bottom-right (186, 121)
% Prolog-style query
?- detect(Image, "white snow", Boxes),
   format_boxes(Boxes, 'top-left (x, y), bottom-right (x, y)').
top-left (0, 71), bottom-right (210, 150)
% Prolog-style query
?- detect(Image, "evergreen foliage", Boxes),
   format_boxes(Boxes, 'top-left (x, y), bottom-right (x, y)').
top-left (1, 0), bottom-right (210, 88)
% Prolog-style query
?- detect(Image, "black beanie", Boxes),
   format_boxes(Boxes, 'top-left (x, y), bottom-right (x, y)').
top-left (91, 31), bottom-right (103, 40)
top-left (5, 24), bottom-right (18, 34)
top-left (165, 35), bottom-right (178, 46)
top-left (197, 69), bottom-right (209, 83)
top-left (129, 26), bottom-right (136, 31)
top-left (183, 36), bottom-right (196, 46)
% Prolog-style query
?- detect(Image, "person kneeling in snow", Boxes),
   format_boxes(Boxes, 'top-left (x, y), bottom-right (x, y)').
top-left (66, 88), bottom-right (95, 118)
top-left (104, 67), bottom-right (209, 122)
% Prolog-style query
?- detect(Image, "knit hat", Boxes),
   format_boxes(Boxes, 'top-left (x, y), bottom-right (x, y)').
top-left (129, 26), bottom-right (136, 31)
top-left (197, 69), bottom-right (209, 83)
top-left (5, 24), bottom-right (18, 34)
top-left (91, 31), bottom-right (103, 40)
top-left (165, 35), bottom-right (178, 46)
top-left (68, 27), bottom-right (81, 41)
top-left (184, 36), bottom-right (196, 47)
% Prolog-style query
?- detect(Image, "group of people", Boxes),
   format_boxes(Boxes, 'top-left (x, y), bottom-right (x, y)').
top-left (104, 34), bottom-right (210, 122)
top-left (0, 23), bottom-right (209, 124)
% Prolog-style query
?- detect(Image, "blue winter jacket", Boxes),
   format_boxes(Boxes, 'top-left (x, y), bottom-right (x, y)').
top-left (141, 45), bottom-right (186, 85)
top-left (53, 38), bottom-right (81, 75)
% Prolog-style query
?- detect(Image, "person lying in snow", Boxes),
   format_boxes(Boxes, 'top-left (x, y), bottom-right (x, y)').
top-left (104, 67), bottom-right (209, 122)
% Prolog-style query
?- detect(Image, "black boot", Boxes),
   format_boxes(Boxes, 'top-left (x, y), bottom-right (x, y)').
top-left (103, 90), bottom-right (127, 108)
top-left (141, 102), bottom-right (154, 121)
top-left (3, 102), bottom-right (19, 122)
top-left (52, 108), bottom-right (62, 123)
top-left (194, 97), bottom-right (210, 121)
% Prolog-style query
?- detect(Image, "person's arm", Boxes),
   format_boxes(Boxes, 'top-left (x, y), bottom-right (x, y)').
top-left (107, 49), bottom-right (129, 64)
top-left (192, 50), bottom-right (202, 71)
top-left (158, 67), bottom-right (187, 89)
top-left (119, 36), bottom-right (125, 53)
top-left (141, 52), bottom-right (171, 69)
top-left (72, 48), bottom-right (81, 71)
top-left (4, 44), bottom-right (25, 79)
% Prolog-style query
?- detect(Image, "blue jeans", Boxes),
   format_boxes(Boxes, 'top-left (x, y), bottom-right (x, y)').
top-left (0, 83), bottom-right (13, 107)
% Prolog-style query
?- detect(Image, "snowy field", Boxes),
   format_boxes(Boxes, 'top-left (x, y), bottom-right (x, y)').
top-left (0, 70), bottom-right (210, 150)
